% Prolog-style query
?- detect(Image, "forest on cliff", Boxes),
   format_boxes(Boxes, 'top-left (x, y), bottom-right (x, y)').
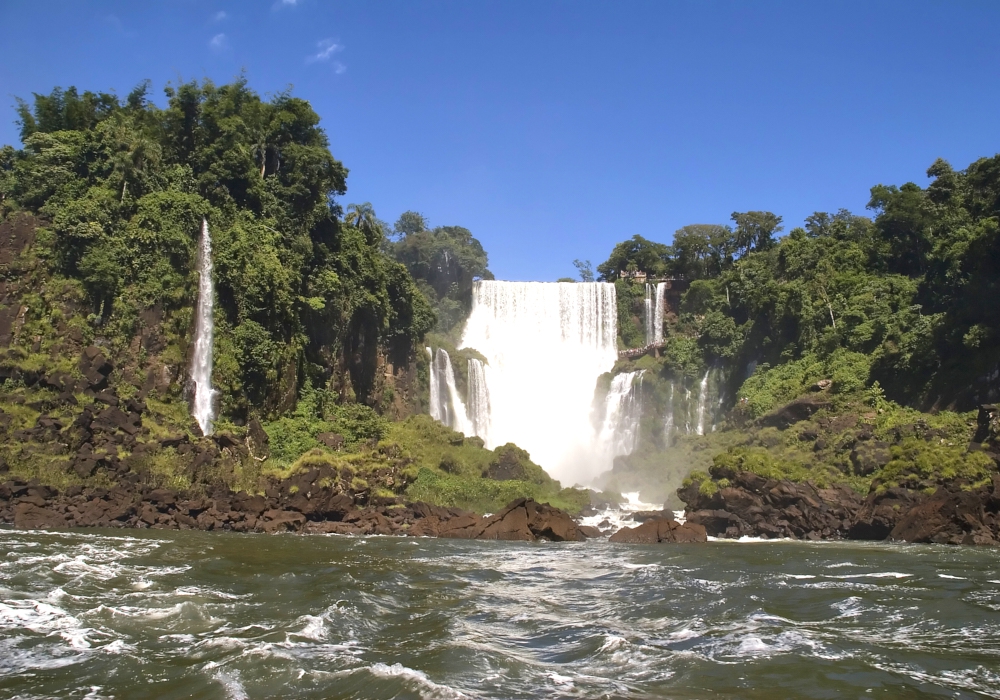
top-left (599, 158), bottom-right (1000, 413)
top-left (592, 157), bottom-right (1000, 511)
top-left (0, 79), bottom-right (588, 517)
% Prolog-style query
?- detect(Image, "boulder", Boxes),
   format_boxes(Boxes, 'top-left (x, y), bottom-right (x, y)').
top-left (759, 395), bottom-right (832, 429)
top-left (889, 487), bottom-right (995, 545)
top-left (476, 498), bottom-right (587, 542)
top-left (609, 517), bottom-right (707, 543)
top-left (260, 509), bottom-right (306, 533)
top-left (14, 503), bottom-right (67, 529)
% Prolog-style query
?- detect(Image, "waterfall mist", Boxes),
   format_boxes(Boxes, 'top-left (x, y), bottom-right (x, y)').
top-left (459, 280), bottom-right (618, 485)
top-left (190, 218), bottom-right (217, 436)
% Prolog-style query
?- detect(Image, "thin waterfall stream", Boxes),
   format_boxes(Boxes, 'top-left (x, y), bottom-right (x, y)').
top-left (190, 217), bottom-right (217, 436)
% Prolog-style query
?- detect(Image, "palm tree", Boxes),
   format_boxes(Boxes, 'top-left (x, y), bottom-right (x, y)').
top-left (345, 202), bottom-right (383, 243)
top-left (108, 115), bottom-right (160, 202)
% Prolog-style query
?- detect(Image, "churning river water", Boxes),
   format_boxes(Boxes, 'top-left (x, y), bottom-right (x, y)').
top-left (2, 529), bottom-right (1000, 699)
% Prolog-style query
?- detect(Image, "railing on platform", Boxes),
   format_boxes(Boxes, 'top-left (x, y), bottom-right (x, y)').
top-left (618, 342), bottom-right (666, 359)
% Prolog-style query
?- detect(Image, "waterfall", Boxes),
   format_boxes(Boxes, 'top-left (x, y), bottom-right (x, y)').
top-left (438, 349), bottom-right (471, 435)
top-left (428, 348), bottom-right (471, 434)
top-left (467, 358), bottom-right (491, 443)
top-left (644, 284), bottom-right (654, 346)
top-left (598, 371), bottom-right (645, 459)
top-left (663, 382), bottom-right (675, 443)
top-left (190, 217), bottom-right (217, 436)
top-left (695, 370), bottom-right (710, 436)
top-left (653, 282), bottom-right (666, 344)
top-left (427, 347), bottom-right (442, 422)
top-left (459, 280), bottom-right (618, 484)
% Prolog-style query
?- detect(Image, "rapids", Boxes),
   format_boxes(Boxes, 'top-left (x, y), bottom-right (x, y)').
top-left (2, 528), bottom-right (1000, 699)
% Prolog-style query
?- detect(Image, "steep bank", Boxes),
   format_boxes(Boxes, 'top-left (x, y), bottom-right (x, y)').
top-left (675, 398), bottom-right (1000, 544)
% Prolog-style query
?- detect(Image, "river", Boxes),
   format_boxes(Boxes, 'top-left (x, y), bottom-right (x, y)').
top-left (1, 528), bottom-right (999, 699)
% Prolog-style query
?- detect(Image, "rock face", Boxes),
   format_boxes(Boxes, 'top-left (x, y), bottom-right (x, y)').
top-left (0, 477), bottom-right (593, 544)
top-left (679, 469), bottom-right (862, 540)
top-left (679, 469), bottom-right (1000, 546)
top-left (608, 517), bottom-right (707, 544)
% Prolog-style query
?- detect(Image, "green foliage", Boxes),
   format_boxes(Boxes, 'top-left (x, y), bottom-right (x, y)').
top-left (597, 235), bottom-right (670, 281)
top-left (263, 385), bottom-right (388, 464)
top-left (877, 438), bottom-right (994, 491)
top-left (4, 78), bottom-right (438, 419)
top-left (388, 223), bottom-right (491, 335)
top-left (406, 468), bottom-right (588, 515)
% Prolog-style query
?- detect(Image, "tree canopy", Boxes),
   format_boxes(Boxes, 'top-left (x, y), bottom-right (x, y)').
top-left (0, 79), bottom-right (435, 416)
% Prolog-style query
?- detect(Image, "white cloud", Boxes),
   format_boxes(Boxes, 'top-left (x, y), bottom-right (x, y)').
top-left (209, 33), bottom-right (229, 51)
top-left (307, 38), bottom-right (343, 64)
top-left (212, 10), bottom-right (228, 22)
top-left (333, 62), bottom-right (347, 75)
top-left (282, 0), bottom-right (299, 5)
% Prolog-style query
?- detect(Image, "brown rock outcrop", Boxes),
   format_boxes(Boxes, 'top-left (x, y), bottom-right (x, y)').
top-left (609, 517), bottom-right (707, 543)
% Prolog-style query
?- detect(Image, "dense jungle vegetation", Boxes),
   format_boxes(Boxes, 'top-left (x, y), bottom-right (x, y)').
top-left (0, 79), bottom-right (570, 514)
top-left (595, 157), bottom-right (1000, 502)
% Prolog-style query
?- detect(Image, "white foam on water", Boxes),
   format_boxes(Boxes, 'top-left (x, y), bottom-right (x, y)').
top-left (0, 600), bottom-right (93, 649)
top-left (938, 574), bottom-right (967, 580)
top-left (293, 614), bottom-right (328, 641)
top-left (101, 639), bottom-right (136, 654)
top-left (549, 672), bottom-right (574, 685)
top-left (737, 636), bottom-right (771, 654)
top-left (368, 662), bottom-right (469, 699)
top-left (829, 572), bottom-right (911, 579)
top-left (784, 574), bottom-right (816, 579)
top-left (211, 667), bottom-right (249, 700)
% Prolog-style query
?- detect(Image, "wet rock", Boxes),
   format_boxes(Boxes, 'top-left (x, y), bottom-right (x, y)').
top-left (758, 395), bottom-right (832, 429)
top-left (316, 432), bottom-right (344, 450)
top-left (680, 470), bottom-right (862, 540)
top-left (889, 487), bottom-right (995, 545)
top-left (609, 517), bottom-right (707, 544)
top-left (849, 440), bottom-right (891, 477)
top-left (14, 503), bottom-right (67, 529)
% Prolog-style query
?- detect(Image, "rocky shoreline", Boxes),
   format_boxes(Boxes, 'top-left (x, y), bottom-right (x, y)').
top-left (0, 467), bottom-right (627, 542)
top-left (679, 468), bottom-right (1000, 546)
top-left (4, 457), bottom-right (1000, 545)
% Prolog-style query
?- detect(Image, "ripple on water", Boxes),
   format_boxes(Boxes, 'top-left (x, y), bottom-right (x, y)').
top-left (2, 531), bottom-right (1000, 698)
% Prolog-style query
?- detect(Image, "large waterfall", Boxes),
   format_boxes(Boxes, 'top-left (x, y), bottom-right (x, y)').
top-left (459, 281), bottom-right (618, 484)
top-left (190, 218), bottom-right (217, 436)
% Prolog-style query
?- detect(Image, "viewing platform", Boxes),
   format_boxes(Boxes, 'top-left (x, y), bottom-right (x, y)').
top-left (618, 342), bottom-right (665, 359)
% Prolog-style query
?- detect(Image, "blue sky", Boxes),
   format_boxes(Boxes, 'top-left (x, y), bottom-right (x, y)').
top-left (2, 1), bottom-right (998, 281)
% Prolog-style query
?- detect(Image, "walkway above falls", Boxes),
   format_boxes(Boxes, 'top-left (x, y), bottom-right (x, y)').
top-left (618, 342), bottom-right (666, 359)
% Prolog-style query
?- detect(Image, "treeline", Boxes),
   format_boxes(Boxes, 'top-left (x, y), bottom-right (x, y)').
top-left (0, 80), bottom-right (440, 418)
top-left (596, 158), bottom-right (1000, 409)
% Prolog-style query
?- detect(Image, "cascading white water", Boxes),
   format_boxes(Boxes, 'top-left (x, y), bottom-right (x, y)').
top-left (695, 370), bottom-right (710, 436)
top-left (663, 382), bottom-right (675, 442)
top-left (190, 217), bottom-right (217, 436)
top-left (598, 370), bottom-right (645, 459)
top-left (427, 347), bottom-right (442, 422)
top-left (653, 282), bottom-right (666, 344)
top-left (428, 348), bottom-right (471, 433)
top-left (438, 349), bottom-right (472, 435)
top-left (644, 284), bottom-right (654, 346)
top-left (459, 280), bottom-right (618, 484)
top-left (466, 358), bottom-right (491, 443)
